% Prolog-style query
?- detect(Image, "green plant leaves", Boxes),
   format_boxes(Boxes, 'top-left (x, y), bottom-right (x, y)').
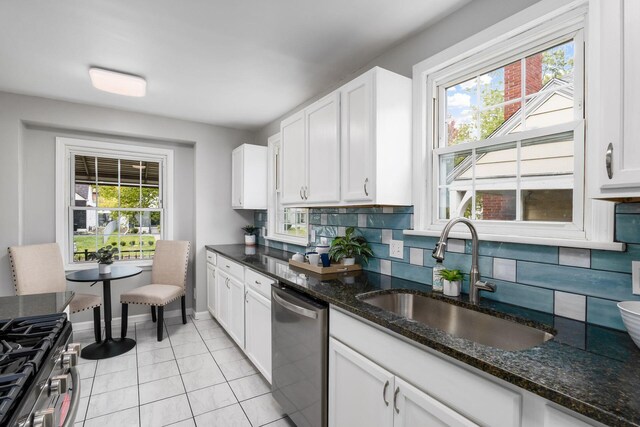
top-left (329, 227), bottom-right (373, 264)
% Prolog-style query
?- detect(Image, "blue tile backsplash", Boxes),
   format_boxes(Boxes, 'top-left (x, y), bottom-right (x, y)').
top-left (254, 203), bottom-right (640, 331)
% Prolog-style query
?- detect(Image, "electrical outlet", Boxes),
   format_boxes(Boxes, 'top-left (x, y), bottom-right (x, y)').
top-left (389, 239), bottom-right (404, 259)
top-left (633, 261), bottom-right (640, 295)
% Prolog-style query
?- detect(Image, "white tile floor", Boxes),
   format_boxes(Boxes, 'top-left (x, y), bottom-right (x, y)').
top-left (72, 315), bottom-right (294, 427)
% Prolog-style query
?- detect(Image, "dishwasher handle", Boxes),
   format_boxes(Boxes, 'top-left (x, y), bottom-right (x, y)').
top-left (273, 291), bottom-right (318, 319)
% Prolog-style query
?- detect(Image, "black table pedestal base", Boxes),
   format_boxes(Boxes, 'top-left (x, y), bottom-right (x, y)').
top-left (80, 338), bottom-right (136, 360)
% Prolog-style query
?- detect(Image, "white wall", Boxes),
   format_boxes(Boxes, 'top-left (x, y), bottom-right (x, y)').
top-left (0, 91), bottom-right (254, 321)
top-left (255, 0), bottom-right (541, 143)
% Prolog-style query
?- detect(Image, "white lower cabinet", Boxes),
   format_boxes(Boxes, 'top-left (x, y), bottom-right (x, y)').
top-left (329, 338), bottom-right (477, 427)
top-left (228, 275), bottom-right (245, 347)
top-left (245, 287), bottom-right (272, 382)
top-left (206, 261), bottom-right (216, 317)
top-left (215, 270), bottom-right (231, 330)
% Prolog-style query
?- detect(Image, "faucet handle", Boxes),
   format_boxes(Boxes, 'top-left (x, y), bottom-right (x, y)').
top-left (475, 281), bottom-right (496, 293)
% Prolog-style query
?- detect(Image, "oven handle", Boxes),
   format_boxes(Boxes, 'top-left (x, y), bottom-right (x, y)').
top-left (273, 291), bottom-right (318, 319)
top-left (61, 366), bottom-right (80, 427)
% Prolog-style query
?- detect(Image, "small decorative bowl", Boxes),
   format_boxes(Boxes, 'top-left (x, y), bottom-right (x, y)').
top-left (618, 301), bottom-right (640, 348)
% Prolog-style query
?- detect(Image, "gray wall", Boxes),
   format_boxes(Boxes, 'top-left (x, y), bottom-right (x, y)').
top-left (255, 0), bottom-right (541, 143)
top-left (0, 91), bottom-right (255, 322)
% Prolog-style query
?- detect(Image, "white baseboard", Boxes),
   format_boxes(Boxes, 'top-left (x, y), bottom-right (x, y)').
top-left (71, 308), bottom-right (194, 331)
top-left (192, 311), bottom-right (213, 321)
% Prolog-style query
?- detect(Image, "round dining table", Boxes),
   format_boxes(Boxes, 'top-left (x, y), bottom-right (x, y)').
top-left (66, 265), bottom-right (142, 359)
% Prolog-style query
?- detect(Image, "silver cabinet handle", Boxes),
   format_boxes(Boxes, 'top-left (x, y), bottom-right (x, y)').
top-left (606, 143), bottom-right (613, 179)
top-left (382, 380), bottom-right (390, 406)
top-left (272, 291), bottom-right (318, 319)
top-left (364, 178), bottom-right (369, 196)
top-left (304, 186), bottom-right (308, 200)
top-left (300, 186), bottom-right (304, 200)
top-left (245, 290), bottom-right (249, 303)
top-left (393, 386), bottom-right (400, 414)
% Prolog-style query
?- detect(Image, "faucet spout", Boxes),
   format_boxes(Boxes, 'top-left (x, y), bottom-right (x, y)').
top-left (432, 218), bottom-right (495, 304)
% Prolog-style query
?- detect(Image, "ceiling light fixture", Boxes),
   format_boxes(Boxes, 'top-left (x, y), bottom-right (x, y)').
top-left (89, 67), bottom-right (146, 97)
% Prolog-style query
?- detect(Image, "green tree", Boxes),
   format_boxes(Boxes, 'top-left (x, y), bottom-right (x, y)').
top-left (542, 47), bottom-right (573, 85)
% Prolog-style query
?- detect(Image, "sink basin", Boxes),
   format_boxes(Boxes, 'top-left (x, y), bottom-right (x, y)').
top-left (359, 292), bottom-right (553, 351)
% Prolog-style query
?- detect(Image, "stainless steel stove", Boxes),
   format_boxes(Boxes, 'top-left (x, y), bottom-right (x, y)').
top-left (0, 313), bottom-right (80, 427)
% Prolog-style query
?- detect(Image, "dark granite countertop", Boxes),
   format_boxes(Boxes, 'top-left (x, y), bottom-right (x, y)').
top-left (207, 244), bottom-right (640, 427)
top-left (0, 291), bottom-right (74, 319)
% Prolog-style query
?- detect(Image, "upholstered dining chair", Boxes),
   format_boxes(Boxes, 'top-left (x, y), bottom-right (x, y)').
top-left (8, 243), bottom-right (102, 342)
top-left (120, 240), bottom-right (190, 341)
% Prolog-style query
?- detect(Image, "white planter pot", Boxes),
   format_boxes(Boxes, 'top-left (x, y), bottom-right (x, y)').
top-left (98, 263), bottom-right (111, 274)
top-left (443, 280), bottom-right (461, 297)
top-left (342, 257), bottom-right (356, 266)
top-left (244, 234), bottom-right (256, 246)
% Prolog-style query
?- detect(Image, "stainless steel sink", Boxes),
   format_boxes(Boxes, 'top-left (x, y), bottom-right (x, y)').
top-left (359, 292), bottom-right (554, 351)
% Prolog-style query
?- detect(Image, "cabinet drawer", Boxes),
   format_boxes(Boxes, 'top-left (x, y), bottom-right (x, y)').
top-left (245, 268), bottom-right (275, 300)
top-left (217, 256), bottom-right (244, 281)
top-left (206, 250), bottom-right (217, 266)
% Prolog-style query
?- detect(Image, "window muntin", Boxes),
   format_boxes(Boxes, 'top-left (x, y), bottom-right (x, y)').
top-left (433, 33), bottom-right (582, 232)
top-left (69, 151), bottom-right (165, 263)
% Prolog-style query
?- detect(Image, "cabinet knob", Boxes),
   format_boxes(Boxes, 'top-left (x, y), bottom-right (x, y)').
top-left (606, 143), bottom-right (613, 179)
top-left (364, 178), bottom-right (369, 196)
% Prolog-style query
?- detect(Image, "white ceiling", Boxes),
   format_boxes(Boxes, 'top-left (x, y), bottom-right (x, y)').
top-left (0, 0), bottom-right (469, 130)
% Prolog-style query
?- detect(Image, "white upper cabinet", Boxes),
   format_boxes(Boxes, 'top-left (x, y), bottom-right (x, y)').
top-left (280, 110), bottom-right (307, 204)
top-left (279, 66), bottom-right (412, 207)
top-left (232, 144), bottom-right (268, 209)
top-left (590, 0), bottom-right (640, 199)
top-left (306, 92), bottom-right (341, 203)
top-left (341, 67), bottom-right (412, 205)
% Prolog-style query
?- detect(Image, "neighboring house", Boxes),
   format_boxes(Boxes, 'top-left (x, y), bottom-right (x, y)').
top-left (446, 76), bottom-right (574, 221)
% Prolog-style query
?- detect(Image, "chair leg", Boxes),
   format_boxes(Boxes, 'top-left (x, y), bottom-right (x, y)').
top-left (151, 306), bottom-right (157, 323)
top-left (157, 306), bottom-right (164, 341)
top-left (181, 295), bottom-right (187, 324)
top-left (93, 306), bottom-right (101, 342)
top-left (121, 304), bottom-right (128, 338)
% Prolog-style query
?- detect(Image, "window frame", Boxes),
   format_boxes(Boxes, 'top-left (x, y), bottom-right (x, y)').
top-left (56, 137), bottom-right (174, 269)
top-left (266, 133), bottom-right (309, 246)
top-left (410, 1), bottom-right (623, 250)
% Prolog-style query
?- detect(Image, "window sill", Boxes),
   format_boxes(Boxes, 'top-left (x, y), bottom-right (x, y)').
top-left (64, 260), bottom-right (153, 272)
top-left (265, 234), bottom-right (309, 247)
top-left (403, 229), bottom-right (626, 252)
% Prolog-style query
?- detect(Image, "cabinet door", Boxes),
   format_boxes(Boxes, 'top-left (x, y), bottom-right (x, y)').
top-left (245, 287), bottom-right (272, 383)
top-left (329, 338), bottom-right (394, 427)
top-left (393, 377), bottom-right (478, 427)
top-left (228, 276), bottom-right (245, 348)
top-left (232, 147), bottom-right (244, 208)
top-left (207, 263), bottom-right (216, 317)
top-left (341, 71), bottom-right (374, 203)
top-left (215, 270), bottom-right (230, 329)
top-left (281, 111), bottom-right (307, 204)
top-left (595, 0), bottom-right (640, 196)
top-left (306, 92), bottom-right (341, 203)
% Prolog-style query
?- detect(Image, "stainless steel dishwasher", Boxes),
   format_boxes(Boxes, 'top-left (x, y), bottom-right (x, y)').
top-left (272, 285), bottom-right (328, 427)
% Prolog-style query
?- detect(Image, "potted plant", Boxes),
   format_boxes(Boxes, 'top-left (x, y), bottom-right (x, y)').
top-left (439, 269), bottom-right (463, 297)
top-left (88, 245), bottom-right (119, 274)
top-left (242, 225), bottom-right (259, 246)
top-left (329, 227), bottom-right (374, 266)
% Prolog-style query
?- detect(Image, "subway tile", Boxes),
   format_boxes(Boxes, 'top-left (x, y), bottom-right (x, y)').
top-left (559, 247), bottom-right (591, 268)
top-left (345, 207), bottom-right (384, 214)
top-left (309, 213), bottom-right (321, 225)
top-left (616, 214), bottom-right (640, 244)
top-left (554, 291), bottom-right (586, 322)
top-left (422, 250), bottom-right (438, 268)
top-left (369, 243), bottom-right (389, 259)
top-left (366, 213), bottom-right (412, 229)
top-left (392, 229), bottom-right (404, 241)
top-left (482, 280), bottom-right (554, 313)
top-left (393, 206), bottom-right (414, 214)
top-left (517, 261), bottom-right (633, 301)
top-left (587, 297), bottom-right (625, 330)
top-left (363, 258), bottom-right (380, 273)
top-left (383, 207), bottom-right (394, 214)
top-left (446, 239), bottom-right (466, 253)
top-left (616, 202), bottom-right (640, 214)
top-left (356, 228), bottom-right (382, 244)
top-left (477, 241), bottom-right (558, 263)
top-left (339, 208), bottom-right (347, 214)
top-left (591, 244), bottom-right (640, 274)
top-left (320, 214), bottom-right (327, 225)
top-left (438, 252), bottom-right (493, 278)
top-left (380, 259), bottom-right (392, 276)
top-left (328, 213), bottom-right (358, 227)
top-left (409, 248), bottom-right (424, 266)
top-left (402, 235), bottom-right (439, 250)
top-left (358, 214), bottom-right (367, 228)
top-left (338, 226), bottom-right (346, 236)
top-left (390, 262), bottom-right (432, 285)
top-left (493, 258), bottom-right (516, 282)
top-left (312, 225), bottom-right (338, 238)
top-left (382, 229), bottom-right (393, 244)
